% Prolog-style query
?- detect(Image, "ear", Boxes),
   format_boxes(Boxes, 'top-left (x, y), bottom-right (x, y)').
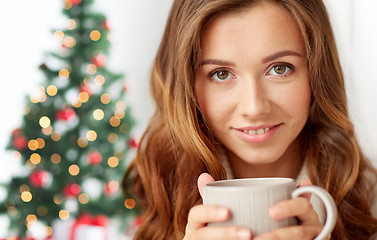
top-left (197, 173), bottom-right (215, 198)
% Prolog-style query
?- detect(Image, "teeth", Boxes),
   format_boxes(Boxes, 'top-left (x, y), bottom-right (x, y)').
top-left (243, 127), bottom-right (271, 135)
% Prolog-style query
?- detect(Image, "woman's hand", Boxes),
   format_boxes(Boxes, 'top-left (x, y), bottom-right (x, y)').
top-left (253, 179), bottom-right (325, 240)
top-left (183, 173), bottom-right (252, 240)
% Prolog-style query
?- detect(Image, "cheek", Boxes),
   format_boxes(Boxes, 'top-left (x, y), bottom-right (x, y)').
top-left (195, 81), bottom-right (232, 126)
top-left (277, 80), bottom-right (312, 118)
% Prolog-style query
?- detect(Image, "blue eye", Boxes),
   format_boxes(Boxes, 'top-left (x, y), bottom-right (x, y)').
top-left (268, 64), bottom-right (292, 76)
top-left (210, 70), bottom-right (234, 81)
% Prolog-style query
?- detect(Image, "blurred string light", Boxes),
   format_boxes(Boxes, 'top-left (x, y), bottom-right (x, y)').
top-left (51, 153), bottom-right (62, 165)
top-left (86, 130), bottom-right (97, 141)
top-left (21, 191), bottom-right (32, 202)
top-left (110, 116), bottom-right (120, 127)
top-left (72, 99), bottom-right (82, 108)
top-left (30, 86), bottom-right (47, 104)
top-left (77, 137), bottom-right (88, 148)
top-left (63, 36), bottom-right (76, 48)
top-left (46, 226), bottom-right (53, 237)
top-left (59, 210), bottom-right (70, 220)
top-left (42, 126), bottom-right (53, 136)
top-left (124, 198), bottom-right (136, 209)
top-left (13, 151), bottom-right (22, 161)
top-left (93, 109), bottom-right (104, 120)
top-left (51, 131), bottom-right (62, 142)
top-left (67, 19), bottom-right (77, 30)
top-left (78, 193), bottom-right (89, 204)
top-left (107, 156), bottom-right (119, 168)
top-left (68, 164), bottom-right (80, 176)
top-left (46, 85), bottom-right (58, 96)
top-left (59, 68), bottom-right (70, 79)
top-left (79, 92), bottom-right (89, 103)
top-left (53, 195), bottom-right (63, 205)
top-left (54, 30), bottom-right (64, 41)
top-left (30, 153), bottom-right (41, 165)
top-left (63, 0), bottom-right (73, 10)
top-left (108, 133), bottom-right (118, 143)
top-left (39, 116), bottom-right (51, 128)
top-left (86, 64), bottom-right (97, 75)
top-left (100, 93), bottom-right (111, 104)
top-left (90, 30), bottom-right (101, 41)
top-left (19, 184), bottom-right (30, 193)
top-left (94, 75), bottom-right (105, 85)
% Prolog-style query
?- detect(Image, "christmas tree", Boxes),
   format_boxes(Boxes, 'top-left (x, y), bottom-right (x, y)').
top-left (0, 0), bottom-right (138, 238)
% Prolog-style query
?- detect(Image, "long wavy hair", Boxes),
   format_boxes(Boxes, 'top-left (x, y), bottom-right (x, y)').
top-left (123, 0), bottom-right (377, 239)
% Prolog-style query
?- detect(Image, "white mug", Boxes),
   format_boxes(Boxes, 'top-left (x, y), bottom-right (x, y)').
top-left (203, 178), bottom-right (337, 240)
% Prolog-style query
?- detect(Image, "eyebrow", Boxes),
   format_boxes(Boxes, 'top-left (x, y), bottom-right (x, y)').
top-left (200, 50), bottom-right (304, 67)
top-left (262, 50), bottom-right (304, 63)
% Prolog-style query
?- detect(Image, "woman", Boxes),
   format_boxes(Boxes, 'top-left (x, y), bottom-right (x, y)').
top-left (123, 0), bottom-right (377, 239)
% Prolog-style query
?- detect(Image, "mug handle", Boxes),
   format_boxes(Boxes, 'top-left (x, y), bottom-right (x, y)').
top-left (292, 186), bottom-right (337, 240)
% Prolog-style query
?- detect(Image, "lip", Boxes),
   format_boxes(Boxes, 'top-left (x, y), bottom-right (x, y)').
top-left (232, 123), bottom-right (281, 143)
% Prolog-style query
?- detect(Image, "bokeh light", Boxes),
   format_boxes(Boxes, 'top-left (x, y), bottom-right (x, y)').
top-left (94, 75), bottom-right (105, 85)
top-left (110, 116), bottom-right (120, 127)
top-left (54, 30), bottom-right (65, 40)
top-left (79, 92), bottom-right (89, 103)
top-left (63, 36), bottom-right (76, 48)
top-left (59, 210), bottom-right (70, 220)
top-left (78, 193), bottom-right (89, 204)
top-left (51, 131), bottom-right (62, 142)
top-left (30, 153), bottom-right (41, 165)
top-left (100, 93), bottom-right (111, 104)
top-left (51, 153), bottom-right (62, 165)
top-left (86, 64), bottom-right (97, 75)
top-left (69, 164), bottom-right (80, 176)
top-left (90, 30), bottom-right (101, 41)
top-left (93, 109), bottom-right (104, 120)
top-left (124, 198), bottom-right (136, 209)
top-left (21, 191), bottom-right (32, 202)
top-left (86, 130), bottom-right (97, 141)
top-left (39, 116), bottom-right (51, 128)
top-left (59, 69), bottom-right (70, 79)
top-left (108, 133), bottom-right (118, 143)
top-left (77, 137), bottom-right (88, 148)
top-left (46, 85), bottom-right (58, 96)
top-left (107, 156), bottom-right (119, 168)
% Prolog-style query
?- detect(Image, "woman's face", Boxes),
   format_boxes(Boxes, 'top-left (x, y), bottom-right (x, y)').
top-left (195, 2), bottom-right (311, 166)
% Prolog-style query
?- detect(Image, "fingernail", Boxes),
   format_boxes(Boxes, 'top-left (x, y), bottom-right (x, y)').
top-left (253, 236), bottom-right (267, 240)
top-left (217, 207), bottom-right (229, 219)
top-left (237, 228), bottom-right (251, 240)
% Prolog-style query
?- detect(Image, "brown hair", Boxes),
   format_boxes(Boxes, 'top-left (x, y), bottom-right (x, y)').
top-left (123, 0), bottom-right (377, 239)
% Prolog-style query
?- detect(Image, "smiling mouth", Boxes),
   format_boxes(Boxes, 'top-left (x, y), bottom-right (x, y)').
top-left (242, 127), bottom-right (271, 135)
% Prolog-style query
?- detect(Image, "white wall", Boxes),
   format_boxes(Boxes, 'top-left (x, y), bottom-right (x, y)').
top-left (0, 0), bottom-right (376, 182)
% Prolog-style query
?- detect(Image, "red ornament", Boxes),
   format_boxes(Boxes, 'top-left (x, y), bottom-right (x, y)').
top-left (104, 181), bottom-right (119, 196)
top-left (88, 151), bottom-right (102, 165)
top-left (12, 128), bottom-right (22, 137)
top-left (79, 84), bottom-right (92, 96)
top-left (123, 83), bottom-right (131, 92)
top-left (13, 135), bottom-right (28, 150)
top-left (90, 54), bottom-right (106, 68)
top-left (102, 20), bottom-right (111, 31)
top-left (29, 170), bottom-right (50, 188)
top-left (71, 0), bottom-right (82, 5)
top-left (56, 108), bottom-right (76, 121)
top-left (63, 183), bottom-right (81, 197)
top-left (129, 138), bottom-right (139, 149)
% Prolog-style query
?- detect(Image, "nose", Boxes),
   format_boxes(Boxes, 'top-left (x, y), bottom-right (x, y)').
top-left (237, 77), bottom-right (271, 118)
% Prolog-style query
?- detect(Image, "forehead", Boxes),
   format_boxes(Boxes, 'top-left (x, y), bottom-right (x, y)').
top-left (201, 2), bottom-right (305, 60)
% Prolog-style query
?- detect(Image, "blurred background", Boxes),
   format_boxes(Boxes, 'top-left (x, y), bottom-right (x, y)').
top-left (0, 0), bottom-right (376, 237)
